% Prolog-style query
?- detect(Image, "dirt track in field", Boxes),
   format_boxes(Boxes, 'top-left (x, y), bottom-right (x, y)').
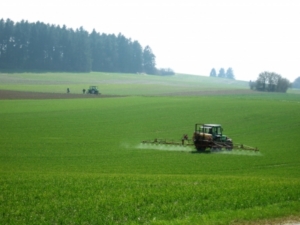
top-left (0, 90), bottom-right (124, 100)
top-left (0, 89), bottom-right (258, 100)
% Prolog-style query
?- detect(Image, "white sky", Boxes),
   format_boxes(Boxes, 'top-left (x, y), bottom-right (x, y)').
top-left (1, 0), bottom-right (300, 81)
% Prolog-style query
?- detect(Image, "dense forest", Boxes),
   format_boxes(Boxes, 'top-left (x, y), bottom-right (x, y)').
top-left (0, 18), bottom-right (165, 74)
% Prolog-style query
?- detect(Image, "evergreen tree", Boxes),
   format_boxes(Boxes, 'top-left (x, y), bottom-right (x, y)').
top-left (143, 46), bottom-right (156, 74)
top-left (158, 68), bottom-right (175, 76)
top-left (225, 67), bottom-right (235, 79)
top-left (59, 25), bottom-right (73, 71)
top-left (117, 33), bottom-right (131, 73)
top-left (72, 27), bottom-right (91, 72)
top-left (50, 24), bottom-right (63, 70)
top-left (0, 19), bottom-right (15, 69)
top-left (104, 34), bottom-right (118, 72)
top-left (131, 41), bottom-right (143, 73)
top-left (27, 21), bottom-right (46, 70)
top-left (0, 18), bottom-right (156, 74)
top-left (89, 30), bottom-right (103, 71)
top-left (209, 68), bottom-right (217, 77)
top-left (218, 68), bottom-right (226, 78)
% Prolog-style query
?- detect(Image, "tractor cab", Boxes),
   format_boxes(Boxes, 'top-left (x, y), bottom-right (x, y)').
top-left (195, 124), bottom-right (226, 141)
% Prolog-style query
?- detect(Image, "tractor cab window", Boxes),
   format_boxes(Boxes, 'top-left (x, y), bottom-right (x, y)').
top-left (210, 127), bottom-right (222, 136)
top-left (201, 127), bottom-right (212, 134)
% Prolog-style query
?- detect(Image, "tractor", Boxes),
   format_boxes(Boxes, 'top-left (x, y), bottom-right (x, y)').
top-left (141, 123), bottom-right (258, 152)
top-left (87, 86), bottom-right (100, 94)
top-left (193, 124), bottom-right (233, 151)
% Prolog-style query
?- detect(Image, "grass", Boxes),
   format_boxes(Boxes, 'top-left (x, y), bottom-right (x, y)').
top-left (1, 173), bottom-right (299, 224)
top-left (1, 72), bottom-right (300, 224)
top-left (0, 72), bottom-right (249, 95)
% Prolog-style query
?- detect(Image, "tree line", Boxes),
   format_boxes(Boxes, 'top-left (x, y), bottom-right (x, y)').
top-left (249, 71), bottom-right (290, 93)
top-left (209, 67), bottom-right (235, 79)
top-left (0, 18), bottom-right (164, 74)
top-left (292, 77), bottom-right (300, 89)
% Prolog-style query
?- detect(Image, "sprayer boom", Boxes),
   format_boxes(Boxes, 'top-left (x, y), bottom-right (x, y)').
top-left (141, 123), bottom-right (259, 153)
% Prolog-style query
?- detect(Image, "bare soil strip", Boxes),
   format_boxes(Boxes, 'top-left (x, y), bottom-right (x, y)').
top-left (0, 90), bottom-right (124, 100)
top-left (0, 89), bottom-right (258, 100)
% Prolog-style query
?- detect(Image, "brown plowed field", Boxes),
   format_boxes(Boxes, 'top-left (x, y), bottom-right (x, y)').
top-left (0, 90), bottom-right (123, 100)
top-left (0, 89), bottom-right (258, 100)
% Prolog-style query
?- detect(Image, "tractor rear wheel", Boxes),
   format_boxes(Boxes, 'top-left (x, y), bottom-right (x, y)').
top-left (211, 147), bottom-right (221, 152)
top-left (196, 147), bottom-right (206, 152)
top-left (226, 141), bottom-right (233, 151)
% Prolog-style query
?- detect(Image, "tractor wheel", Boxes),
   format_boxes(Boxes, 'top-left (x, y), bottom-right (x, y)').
top-left (211, 147), bottom-right (221, 152)
top-left (196, 147), bottom-right (206, 152)
top-left (226, 141), bottom-right (233, 151)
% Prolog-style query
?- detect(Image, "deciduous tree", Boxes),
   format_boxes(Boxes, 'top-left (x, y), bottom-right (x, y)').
top-left (292, 77), bottom-right (300, 89)
top-left (251, 71), bottom-right (290, 93)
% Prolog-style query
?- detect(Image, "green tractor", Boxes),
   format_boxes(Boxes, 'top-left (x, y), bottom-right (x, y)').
top-left (141, 123), bottom-right (259, 153)
top-left (193, 124), bottom-right (233, 152)
top-left (87, 86), bottom-right (100, 95)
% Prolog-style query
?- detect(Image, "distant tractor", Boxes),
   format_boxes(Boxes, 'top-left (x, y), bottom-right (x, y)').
top-left (87, 86), bottom-right (100, 95)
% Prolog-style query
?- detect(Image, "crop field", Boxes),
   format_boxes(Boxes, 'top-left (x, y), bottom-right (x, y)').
top-left (0, 72), bottom-right (300, 224)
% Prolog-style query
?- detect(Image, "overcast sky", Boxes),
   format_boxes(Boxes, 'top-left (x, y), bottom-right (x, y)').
top-left (1, 0), bottom-right (300, 81)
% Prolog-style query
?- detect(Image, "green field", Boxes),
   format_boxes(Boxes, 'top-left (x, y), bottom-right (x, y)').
top-left (1, 72), bottom-right (300, 224)
top-left (0, 72), bottom-right (250, 95)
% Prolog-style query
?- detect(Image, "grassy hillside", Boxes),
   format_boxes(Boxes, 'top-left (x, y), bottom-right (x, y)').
top-left (1, 72), bottom-right (300, 224)
top-left (0, 72), bottom-right (250, 95)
